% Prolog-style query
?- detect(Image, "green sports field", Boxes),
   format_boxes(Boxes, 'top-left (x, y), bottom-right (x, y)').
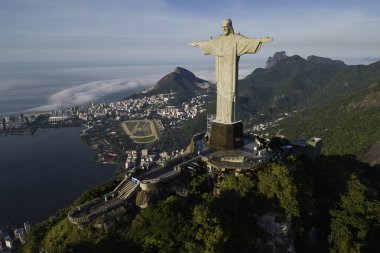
top-left (121, 120), bottom-right (160, 144)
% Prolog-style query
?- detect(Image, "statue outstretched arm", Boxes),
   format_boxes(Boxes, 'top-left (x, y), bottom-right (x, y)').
top-left (237, 36), bottom-right (273, 55)
top-left (189, 39), bottom-right (218, 55)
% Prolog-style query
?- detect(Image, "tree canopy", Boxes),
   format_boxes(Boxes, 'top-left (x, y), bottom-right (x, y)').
top-left (257, 163), bottom-right (300, 219)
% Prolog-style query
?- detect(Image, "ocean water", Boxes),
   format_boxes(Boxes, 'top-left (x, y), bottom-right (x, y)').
top-left (0, 127), bottom-right (114, 227)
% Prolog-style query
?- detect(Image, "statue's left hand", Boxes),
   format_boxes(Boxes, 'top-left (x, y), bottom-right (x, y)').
top-left (189, 41), bottom-right (198, 47)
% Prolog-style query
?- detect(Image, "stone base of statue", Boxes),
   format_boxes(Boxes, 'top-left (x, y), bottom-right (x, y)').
top-left (209, 121), bottom-right (244, 150)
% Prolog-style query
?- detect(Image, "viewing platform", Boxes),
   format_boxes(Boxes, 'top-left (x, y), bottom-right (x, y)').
top-left (68, 152), bottom-right (198, 225)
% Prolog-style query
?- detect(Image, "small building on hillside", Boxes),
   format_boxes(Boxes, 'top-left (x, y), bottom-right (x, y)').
top-left (306, 137), bottom-right (322, 161)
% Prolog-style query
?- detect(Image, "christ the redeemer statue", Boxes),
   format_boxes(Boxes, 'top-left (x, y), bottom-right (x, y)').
top-left (189, 19), bottom-right (272, 149)
top-left (189, 19), bottom-right (273, 124)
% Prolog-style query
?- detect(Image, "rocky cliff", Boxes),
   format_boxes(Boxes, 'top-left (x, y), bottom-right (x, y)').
top-left (265, 51), bottom-right (289, 68)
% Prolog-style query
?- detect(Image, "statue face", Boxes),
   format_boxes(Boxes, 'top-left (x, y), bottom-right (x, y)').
top-left (222, 25), bottom-right (231, 36)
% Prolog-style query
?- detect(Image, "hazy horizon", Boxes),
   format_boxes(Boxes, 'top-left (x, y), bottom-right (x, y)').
top-left (1, 53), bottom-right (379, 118)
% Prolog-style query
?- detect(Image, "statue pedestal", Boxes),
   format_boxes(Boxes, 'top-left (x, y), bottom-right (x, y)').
top-left (209, 121), bottom-right (244, 150)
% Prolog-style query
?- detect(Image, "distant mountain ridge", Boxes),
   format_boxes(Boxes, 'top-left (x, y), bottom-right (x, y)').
top-left (237, 53), bottom-right (380, 120)
top-left (306, 55), bottom-right (346, 66)
top-left (264, 51), bottom-right (346, 69)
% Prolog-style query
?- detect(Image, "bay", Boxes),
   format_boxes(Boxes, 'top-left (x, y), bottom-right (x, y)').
top-left (0, 127), bottom-right (114, 227)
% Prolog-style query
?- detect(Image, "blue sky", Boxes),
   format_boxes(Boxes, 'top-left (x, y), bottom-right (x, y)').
top-left (1, 0), bottom-right (380, 65)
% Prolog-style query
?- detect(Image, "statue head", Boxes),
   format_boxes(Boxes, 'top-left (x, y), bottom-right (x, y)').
top-left (221, 19), bottom-right (234, 36)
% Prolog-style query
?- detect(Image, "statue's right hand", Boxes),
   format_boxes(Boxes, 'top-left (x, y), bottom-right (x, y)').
top-left (260, 36), bottom-right (273, 43)
top-left (189, 41), bottom-right (198, 47)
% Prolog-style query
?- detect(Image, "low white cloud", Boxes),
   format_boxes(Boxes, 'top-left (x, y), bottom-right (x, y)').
top-left (29, 79), bottom-right (150, 111)
top-left (25, 64), bottom-right (260, 113)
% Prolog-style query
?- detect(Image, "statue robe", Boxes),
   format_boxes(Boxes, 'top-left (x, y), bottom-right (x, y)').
top-left (197, 34), bottom-right (262, 124)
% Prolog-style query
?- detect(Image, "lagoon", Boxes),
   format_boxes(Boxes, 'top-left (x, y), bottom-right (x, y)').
top-left (0, 127), bottom-right (114, 227)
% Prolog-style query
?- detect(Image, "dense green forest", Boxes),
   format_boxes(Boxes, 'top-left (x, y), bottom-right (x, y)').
top-left (268, 82), bottom-right (380, 159)
top-left (20, 156), bottom-right (380, 253)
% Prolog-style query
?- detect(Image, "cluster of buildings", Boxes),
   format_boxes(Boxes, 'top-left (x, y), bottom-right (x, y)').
top-left (0, 115), bottom-right (33, 132)
top-left (139, 149), bottom-right (155, 169)
top-left (250, 111), bottom-right (294, 136)
top-left (156, 94), bottom-right (208, 126)
top-left (48, 114), bottom-right (75, 123)
top-left (75, 91), bottom-right (209, 126)
top-left (0, 109), bottom-right (81, 133)
top-left (124, 148), bottom-right (187, 175)
top-left (1, 84), bottom-right (212, 135)
top-left (11, 90), bottom-right (209, 130)
top-left (77, 102), bottom-right (111, 121)
top-left (74, 93), bottom-right (175, 122)
top-left (0, 223), bottom-right (30, 252)
top-left (124, 150), bottom-right (139, 171)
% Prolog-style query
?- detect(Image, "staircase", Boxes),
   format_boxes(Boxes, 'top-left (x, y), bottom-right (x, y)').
top-left (118, 180), bottom-right (139, 199)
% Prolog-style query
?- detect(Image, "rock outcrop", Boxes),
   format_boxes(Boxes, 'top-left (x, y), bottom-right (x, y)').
top-left (265, 51), bottom-right (288, 69)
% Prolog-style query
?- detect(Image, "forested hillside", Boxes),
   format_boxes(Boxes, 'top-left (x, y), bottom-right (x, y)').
top-left (237, 56), bottom-right (380, 122)
top-left (269, 81), bottom-right (380, 161)
top-left (21, 158), bottom-right (380, 253)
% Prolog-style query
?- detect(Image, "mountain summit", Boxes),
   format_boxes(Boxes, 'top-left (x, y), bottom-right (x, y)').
top-left (265, 51), bottom-right (289, 69)
top-left (131, 67), bottom-right (211, 105)
top-left (152, 67), bottom-right (208, 91)
top-left (173, 67), bottom-right (204, 81)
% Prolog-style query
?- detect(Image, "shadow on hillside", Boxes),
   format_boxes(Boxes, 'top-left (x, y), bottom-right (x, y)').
top-left (67, 237), bottom-right (141, 253)
top-left (295, 154), bottom-right (380, 252)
